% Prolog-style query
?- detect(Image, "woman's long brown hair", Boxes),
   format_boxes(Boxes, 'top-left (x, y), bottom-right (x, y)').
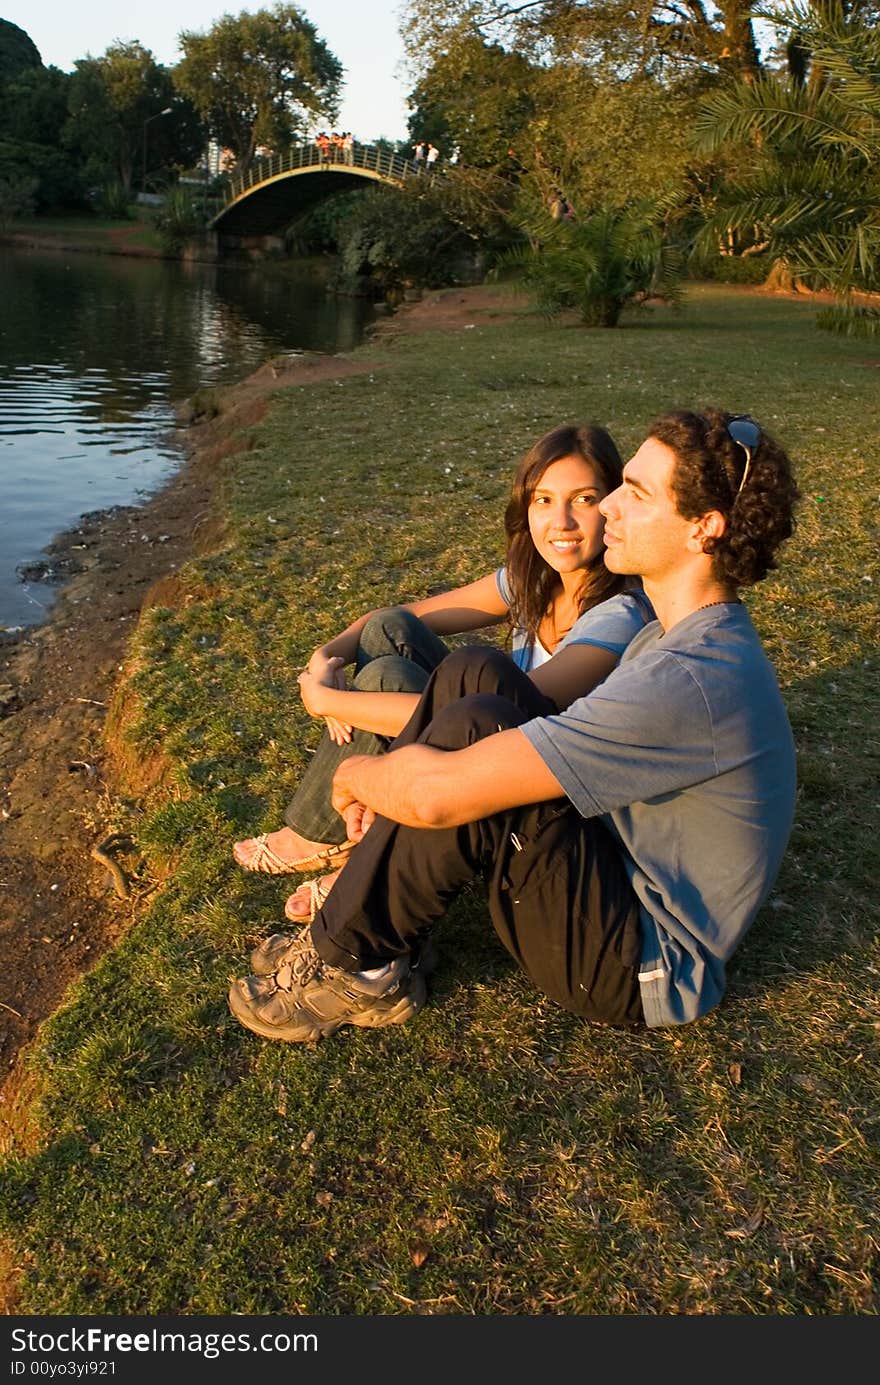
top-left (504, 423), bottom-right (625, 652)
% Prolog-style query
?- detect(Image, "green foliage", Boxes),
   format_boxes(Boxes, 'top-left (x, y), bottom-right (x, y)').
top-left (153, 187), bottom-right (205, 253)
top-left (283, 186), bottom-right (365, 255)
top-left (407, 35), bottom-right (537, 169)
top-left (401, 0), bottom-right (761, 86)
top-left (0, 17), bottom-right (41, 82)
top-left (66, 42), bottom-right (200, 194)
top-left (496, 202), bottom-right (684, 327)
top-left (694, 2), bottom-right (880, 331)
top-left (0, 171), bottom-right (37, 225)
top-left (333, 178), bottom-right (502, 296)
top-left (815, 303), bottom-right (880, 336)
top-left (0, 63), bottom-right (69, 146)
top-left (175, 4), bottom-right (342, 175)
top-left (0, 136), bottom-right (84, 212)
top-left (691, 251), bottom-right (771, 284)
top-left (93, 181), bottom-right (133, 220)
top-left (0, 52), bottom-right (85, 210)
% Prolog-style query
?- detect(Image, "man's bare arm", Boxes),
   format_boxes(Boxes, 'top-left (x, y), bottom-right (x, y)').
top-left (331, 728), bottom-right (566, 830)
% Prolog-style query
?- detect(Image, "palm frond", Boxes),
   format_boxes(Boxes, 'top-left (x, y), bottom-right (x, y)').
top-left (694, 76), bottom-right (877, 161)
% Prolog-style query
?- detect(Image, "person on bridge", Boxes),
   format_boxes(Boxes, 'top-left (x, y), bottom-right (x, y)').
top-left (342, 132), bottom-right (354, 165)
top-left (315, 131), bottom-right (330, 163)
top-left (412, 140), bottom-right (425, 169)
top-left (426, 142), bottom-right (440, 170)
top-left (228, 409), bottom-right (799, 1045)
top-left (232, 422), bottom-right (655, 907)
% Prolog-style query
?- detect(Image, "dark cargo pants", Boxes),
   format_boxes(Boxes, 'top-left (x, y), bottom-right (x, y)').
top-left (310, 647), bottom-right (644, 1027)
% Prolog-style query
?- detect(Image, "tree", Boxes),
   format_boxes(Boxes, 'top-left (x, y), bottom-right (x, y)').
top-left (65, 42), bottom-right (202, 193)
top-left (401, 0), bottom-right (762, 91)
top-left (0, 64), bottom-right (70, 147)
top-left (0, 51), bottom-right (85, 210)
top-left (333, 175), bottom-right (508, 296)
top-left (0, 18), bottom-right (41, 83)
top-left (407, 35), bottom-right (537, 168)
top-left (401, 2), bottom-right (726, 221)
top-left (175, 4), bottom-right (342, 175)
top-left (693, 2), bottom-right (880, 333)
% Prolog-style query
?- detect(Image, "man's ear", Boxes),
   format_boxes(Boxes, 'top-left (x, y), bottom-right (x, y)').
top-left (689, 509), bottom-right (727, 552)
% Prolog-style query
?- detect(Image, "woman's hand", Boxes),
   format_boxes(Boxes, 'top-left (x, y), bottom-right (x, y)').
top-left (298, 662), bottom-right (354, 744)
top-left (324, 715), bottom-right (354, 746)
top-left (307, 649), bottom-right (348, 688)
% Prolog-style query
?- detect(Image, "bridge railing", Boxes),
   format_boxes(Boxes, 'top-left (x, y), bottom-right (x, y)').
top-left (221, 142), bottom-right (429, 209)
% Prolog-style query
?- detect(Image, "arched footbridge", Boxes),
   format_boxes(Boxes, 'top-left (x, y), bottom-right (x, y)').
top-left (211, 142), bottom-right (434, 237)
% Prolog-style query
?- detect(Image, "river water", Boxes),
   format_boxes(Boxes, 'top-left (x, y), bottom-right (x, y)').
top-left (0, 245), bottom-right (375, 630)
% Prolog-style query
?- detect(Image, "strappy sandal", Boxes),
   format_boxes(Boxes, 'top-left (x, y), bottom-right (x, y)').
top-left (287, 839), bottom-right (356, 872)
top-left (235, 834), bottom-right (356, 876)
top-left (283, 874), bottom-right (335, 925)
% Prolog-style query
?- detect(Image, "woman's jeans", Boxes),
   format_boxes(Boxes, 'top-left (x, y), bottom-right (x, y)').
top-left (283, 608), bottom-right (451, 843)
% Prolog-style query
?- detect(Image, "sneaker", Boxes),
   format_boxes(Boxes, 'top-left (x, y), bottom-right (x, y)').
top-left (228, 941), bottom-right (426, 1043)
top-left (249, 927), bottom-right (315, 975)
top-left (249, 925), bottom-right (439, 979)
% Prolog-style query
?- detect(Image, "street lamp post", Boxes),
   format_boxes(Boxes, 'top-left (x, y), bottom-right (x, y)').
top-left (142, 107), bottom-right (173, 194)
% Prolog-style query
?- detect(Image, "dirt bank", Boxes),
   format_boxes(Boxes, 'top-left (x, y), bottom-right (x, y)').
top-left (0, 286), bottom-right (519, 1133)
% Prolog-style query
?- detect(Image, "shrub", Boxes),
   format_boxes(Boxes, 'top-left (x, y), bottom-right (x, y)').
top-left (691, 251), bottom-right (770, 285)
top-left (0, 172), bottom-right (37, 226)
top-left (815, 304), bottom-right (880, 339)
top-left (94, 181), bottom-right (132, 220)
top-left (495, 202), bottom-right (684, 327)
top-left (153, 188), bottom-right (204, 254)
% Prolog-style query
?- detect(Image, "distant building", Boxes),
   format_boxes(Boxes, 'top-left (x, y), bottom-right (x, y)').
top-left (206, 141), bottom-right (237, 176)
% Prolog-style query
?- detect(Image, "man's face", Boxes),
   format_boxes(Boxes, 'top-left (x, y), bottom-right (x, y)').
top-left (599, 437), bottom-right (696, 582)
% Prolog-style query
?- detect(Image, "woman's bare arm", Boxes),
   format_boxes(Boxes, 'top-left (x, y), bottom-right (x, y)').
top-left (308, 572), bottom-right (508, 676)
top-left (528, 642), bottom-right (619, 711)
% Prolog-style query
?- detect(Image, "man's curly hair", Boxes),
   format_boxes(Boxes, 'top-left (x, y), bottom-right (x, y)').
top-left (648, 407), bottom-right (800, 588)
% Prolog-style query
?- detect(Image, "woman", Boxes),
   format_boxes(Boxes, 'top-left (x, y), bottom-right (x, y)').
top-left (233, 422), bottom-right (653, 912)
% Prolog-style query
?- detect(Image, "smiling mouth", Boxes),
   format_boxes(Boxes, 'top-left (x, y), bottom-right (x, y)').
top-left (549, 537), bottom-right (582, 548)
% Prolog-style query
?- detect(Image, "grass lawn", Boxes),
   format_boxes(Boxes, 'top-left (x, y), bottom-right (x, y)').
top-left (1, 284), bottom-right (878, 1314)
top-left (7, 209), bottom-right (165, 254)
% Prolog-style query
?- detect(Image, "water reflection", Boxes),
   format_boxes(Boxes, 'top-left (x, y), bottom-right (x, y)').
top-left (0, 246), bottom-right (374, 627)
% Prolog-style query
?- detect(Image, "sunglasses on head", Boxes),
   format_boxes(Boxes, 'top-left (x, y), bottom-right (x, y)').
top-left (727, 415), bottom-right (761, 496)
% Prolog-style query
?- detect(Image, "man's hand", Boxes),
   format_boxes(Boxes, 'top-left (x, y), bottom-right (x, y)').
top-left (341, 801), bottom-right (376, 842)
top-left (331, 730), bottom-right (564, 831)
top-left (331, 754), bottom-right (371, 817)
top-left (332, 755), bottom-right (377, 841)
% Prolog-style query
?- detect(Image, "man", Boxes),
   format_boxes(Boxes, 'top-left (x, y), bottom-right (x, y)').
top-left (229, 408), bottom-right (799, 1042)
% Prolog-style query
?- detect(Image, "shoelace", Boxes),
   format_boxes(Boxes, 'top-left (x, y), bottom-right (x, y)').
top-left (274, 945), bottom-right (326, 993)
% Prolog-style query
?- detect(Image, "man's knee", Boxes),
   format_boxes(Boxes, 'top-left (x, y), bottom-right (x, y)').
top-left (431, 644), bottom-right (512, 695)
top-left (422, 692), bottom-right (529, 750)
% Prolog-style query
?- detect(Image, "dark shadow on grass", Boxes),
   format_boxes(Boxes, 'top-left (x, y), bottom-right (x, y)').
top-left (724, 658), bottom-right (878, 1004)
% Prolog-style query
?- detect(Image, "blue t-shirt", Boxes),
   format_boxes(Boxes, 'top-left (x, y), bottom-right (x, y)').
top-left (494, 568), bottom-right (654, 672)
top-left (521, 603), bottom-right (796, 1027)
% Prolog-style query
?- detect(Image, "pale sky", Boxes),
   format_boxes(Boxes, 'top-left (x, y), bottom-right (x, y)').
top-left (1, 1), bottom-right (413, 141)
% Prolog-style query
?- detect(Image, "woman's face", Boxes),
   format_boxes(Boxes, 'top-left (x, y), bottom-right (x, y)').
top-left (527, 454), bottom-right (608, 574)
